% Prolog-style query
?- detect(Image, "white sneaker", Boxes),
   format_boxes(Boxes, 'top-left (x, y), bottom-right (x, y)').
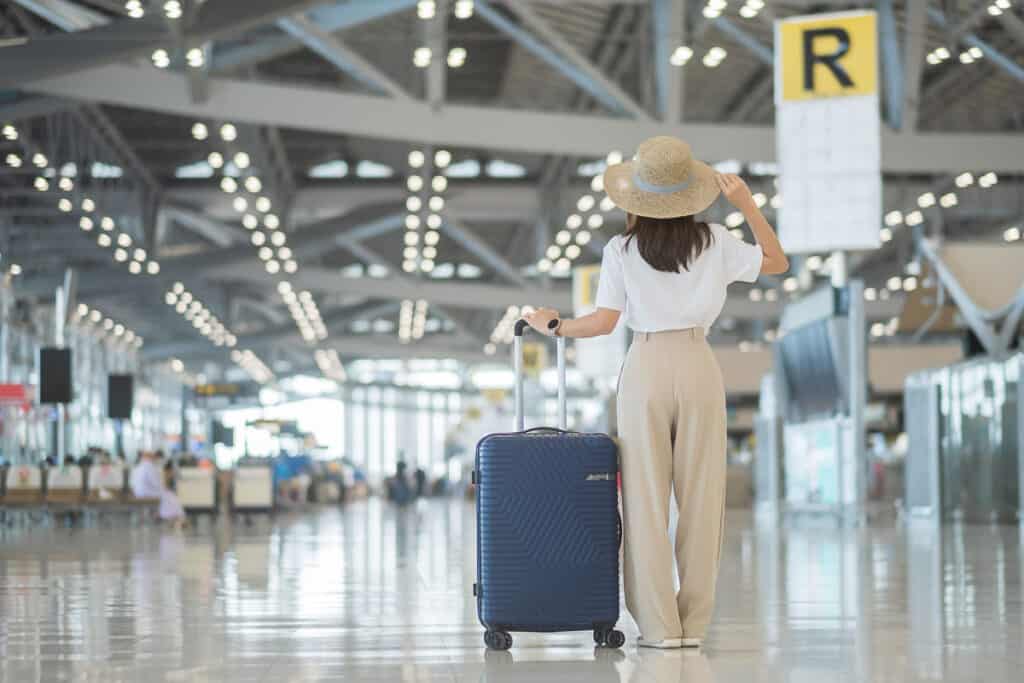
top-left (681, 638), bottom-right (702, 648)
top-left (637, 637), bottom-right (683, 649)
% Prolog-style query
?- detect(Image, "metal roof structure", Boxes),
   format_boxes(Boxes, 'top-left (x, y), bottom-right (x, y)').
top-left (0, 0), bottom-right (1021, 382)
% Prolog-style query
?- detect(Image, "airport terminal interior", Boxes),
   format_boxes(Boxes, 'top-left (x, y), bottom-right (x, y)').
top-left (1, 0), bottom-right (1023, 681)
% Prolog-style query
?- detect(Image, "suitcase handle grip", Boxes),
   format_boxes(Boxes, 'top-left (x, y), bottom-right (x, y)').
top-left (513, 319), bottom-right (567, 432)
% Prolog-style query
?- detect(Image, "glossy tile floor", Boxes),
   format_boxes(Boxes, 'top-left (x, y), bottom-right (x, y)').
top-left (1, 499), bottom-right (1022, 682)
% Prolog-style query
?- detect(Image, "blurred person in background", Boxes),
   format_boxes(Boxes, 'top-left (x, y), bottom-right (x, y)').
top-left (131, 450), bottom-right (187, 529)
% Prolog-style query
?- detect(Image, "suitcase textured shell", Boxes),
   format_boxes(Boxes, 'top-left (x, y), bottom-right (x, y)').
top-left (475, 430), bottom-right (619, 633)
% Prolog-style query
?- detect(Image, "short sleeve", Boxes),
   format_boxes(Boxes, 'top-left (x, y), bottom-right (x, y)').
top-left (594, 241), bottom-right (626, 311)
top-left (717, 224), bottom-right (763, 284)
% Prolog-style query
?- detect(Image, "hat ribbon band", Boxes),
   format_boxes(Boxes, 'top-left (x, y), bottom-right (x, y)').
top-left (632, 170), bottom-right (691, 195)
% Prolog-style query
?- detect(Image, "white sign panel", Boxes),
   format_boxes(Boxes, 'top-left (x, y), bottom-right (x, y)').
top-left (774, 10), bottom-right (882, 254)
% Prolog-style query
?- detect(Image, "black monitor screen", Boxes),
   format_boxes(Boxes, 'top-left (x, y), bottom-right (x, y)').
top-left (39, 348), bottom-right (72, 404)
top-left (108, 374), bottom-right (134, 419)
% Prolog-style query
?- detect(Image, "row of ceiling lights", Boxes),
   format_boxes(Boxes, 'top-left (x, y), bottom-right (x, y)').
top-left (880, 171), bottom-right (999, 243)
top-left (415, 0), bottom-right (472, 68)
top-left (669, 45), bottom-right (728, 69)
top-left (190, 121), bottom-right (297, 276)
top-left (2, 122), bottom-right (160, 276)
top-left (73, 303), bottom-right (144, 347)
top-left (278, 282), bottom-right (327, 344)
top-left (404, 148), bottom-right (449, 274)
top-left (164, 283), bottom-right (238, 348)
top-left (926, 44), bottom-right (984, 66)
top-left (230, 349), bottom-right (274, 385)
top-left (399, 299), bottom-right (430, 344)
top-left (536, 151), bottom-right (622, 276)
top-left (314, 349), bottom-right (347, 382)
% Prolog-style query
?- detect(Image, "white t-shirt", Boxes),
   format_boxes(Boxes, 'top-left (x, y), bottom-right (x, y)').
top-left (594, 223), bottom-right (763, 332)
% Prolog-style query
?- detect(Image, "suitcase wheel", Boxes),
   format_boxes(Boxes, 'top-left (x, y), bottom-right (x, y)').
top-left (594, 628), bottom-right (625, 649)
top-left (484, 630), bottom-right (513, 651)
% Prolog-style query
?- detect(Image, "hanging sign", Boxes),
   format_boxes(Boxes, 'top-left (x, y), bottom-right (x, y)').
top-left (774, 10), bottom-right (882, 254)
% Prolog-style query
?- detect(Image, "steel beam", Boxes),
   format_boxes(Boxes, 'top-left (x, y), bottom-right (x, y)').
top-left (994, 7), bottom-right (1024, 49)
top-left (901, 0), bottom-right (927, 133)
top-left (12, 0), bottom-right (105, 31)
top-left (0, 0), bottom-right (325, 88)
top-left (277, 14), bottom-right (412, 99)
top-left (476, 0), bottom-right (647, 118)
top-left (710, 17), bottom-right (772, 65)
top-left (0, 95), bottom-right (73, 121)
top-left (76, 103), bottom-right (162, 197)
top-left (876, 0), bottom-right (903, 130)
top-left (441, 215), bottom-right (529, 287)
top-left (162, 205), bottom-right (244, 247)
top-left (28, 64), bottom-right (1024, 172)
top-left (424, 0), bottom-right (447, 107)
top-left (497, 0), bottom-right (649, 119)
top-left (652, 0), bottom-right (685, 123)
top-left (211, 0), bottom-right (420, 73)
top-left (928, 7), bottom-right (1024, 83)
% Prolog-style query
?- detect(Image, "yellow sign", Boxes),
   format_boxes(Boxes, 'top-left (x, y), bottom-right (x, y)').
top-left (778, 11), bottom-right (877, 101)
top-left (521, 342), bottom-right (547, 378)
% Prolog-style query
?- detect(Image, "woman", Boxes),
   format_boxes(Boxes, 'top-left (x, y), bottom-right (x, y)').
top-left (130, 450), bottom-right (187, 529)
top-left (525, 136), bottom-right (788, 649)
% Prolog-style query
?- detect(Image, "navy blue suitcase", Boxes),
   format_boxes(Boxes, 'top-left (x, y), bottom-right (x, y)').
top-left (474, 320), bottom-right (623, 651)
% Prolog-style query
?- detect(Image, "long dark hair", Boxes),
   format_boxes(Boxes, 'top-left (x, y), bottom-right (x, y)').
top-left (623, 214), bottom-right (713, 273)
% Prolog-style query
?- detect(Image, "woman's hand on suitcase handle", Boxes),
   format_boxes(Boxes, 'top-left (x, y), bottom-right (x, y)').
top-left (525, 307), bottom-right (559, 336)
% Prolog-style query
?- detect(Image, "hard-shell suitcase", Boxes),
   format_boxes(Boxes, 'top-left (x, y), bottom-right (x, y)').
top-left (474, 319), bottom-right (623, 651)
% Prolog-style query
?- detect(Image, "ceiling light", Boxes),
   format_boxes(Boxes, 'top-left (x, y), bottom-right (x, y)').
top-left (887, 275), bottom-right (903, 291)
top-left (255, 197), bottom-right (272, 212)
top-left (454, 0), bottom-right (474, 19)
top-left (117, 233), bottom-right (132, 247)
top-left (413, 46), bottom-right (432, 68)
top-left (403, 260), bottom-right (417, 273)
top-left (447, 47), bottom-right (467, 68)
top-left (80, 217), bottom-right (94, 231)
top-left (163, 1), bottom-right (182, 19)
top-left (98, 234), bottom-right (112, 247)
top-left (114, 249), bottom-right (128, 262)
top-left (233, 196), bottom-right (248, 212)
top-left (407, 196), bottom-right (422, 212)
top-left (567, 214), bottom-right (583, 229)
top-left (917, 192), bottom-right (935, 208)
top-left (252, 232), bottom-right (266, 246)
top-left (405, 231), bottom-right (420, 246)
top-left (565, 245), bottom-right (581, 259)
top-left (234, 152), bottom-right (250, 169)
top-left (600, 196), bottom-right (616, 212)
top-left (417, 0), bottom-right (436, 19)
top-left (101, 216), bottom-right (115, 231)
top-left (284, 260), bottom-right (297, 273)
top-left (879, 227), bottom-right (893, 242)
top-left (587, 214), bottom-right (604, 229)
top-left (546, 245), bottom-right (561, 260)
top-left (407, 175), bottom-right (423, 192)
top-left (408, 150), bottom-right (425, 168)
top-left (432, 175), bottom-right (448, 192)
top-left (421, 259), bottom-right (435, 273)
top-left (591, 175), bottom-right (604, 193)
top-left (186, 48), bottom-right (203, 68)
top-left (58, 198), bottom-right (72, 212)
top-left (2, 124), bottom-right (17, 140)
top-left (192, 122), bottom-right (208, 140)
top-left (243, 214), bottom-right (258, 229)
top-left (34, 177), bottom-right (49, 191)
top-left (979, 172), bottom-right (998, 188)
top-left (423, 246), bottom-right (437, 259)
top-left (208, 152), bottom-right (224, 168)
top-left (577, 195), bottom-right (595, 212)
top-left (406, 214), bottom-right (421, 230)
top-left (939, 192), bottom-right (958, 208)
top-left (220, 177), bottom-right (237, 193)
top-left (905, 210), bottom-right (924, 226)
top-left (5, 153), bottom-right (21, 168)
top-left (58, 177), bottom-right (73, 192)
top-left (133, 248), bottom-right (146, 261)
top-left (884, 210), bottom-right (903, 226)
top-left (244, 175), bottom-right (262, 193)
top-left (555, 257), bottom-right (571, 271)
top-left (404, 247), bottom-right (418, 260)
top-left (426, 214), bottom-right (442, 229)
top-left (270, 231), bottom-right (286, 247)
top-left (263, 213), bottom-right (279, 229)
top-left (128, 261), bottom-right (142, 274)
top-left (670, 45), bottom-right (694, 66)
top-left (278, 247), bottom-right (292, 260)
top-left (1004, 226), bottom-right (1021, 242)
top-left (151, 49), bottom-right (170, 68)
top-left (265, 260), bottom-right (280, 274)
top-left (424, 230), bottom-right (440, 246)
top-left (576, 230), bottom-right (592, 245)
top-left (955, 172), bottom-right (974, 188)
top-left (556, 230), bottom-right (571, 245)
top-left (147, 261), bottom-right (160, 274)
top-left (220, 123), bottom-right (237, 141)
top-left (434, 150), bottom-right (451, 168)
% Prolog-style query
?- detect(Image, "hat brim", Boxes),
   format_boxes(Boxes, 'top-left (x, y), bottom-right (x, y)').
top-left (602, 159), bottom-right (720, 219)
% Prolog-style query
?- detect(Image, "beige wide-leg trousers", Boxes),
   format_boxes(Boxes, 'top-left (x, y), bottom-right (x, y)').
top-left (616, 328), bottom-right (727, 641)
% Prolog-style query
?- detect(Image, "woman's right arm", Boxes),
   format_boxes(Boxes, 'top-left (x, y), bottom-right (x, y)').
top-left (715, 173), bottom-right (789, 275)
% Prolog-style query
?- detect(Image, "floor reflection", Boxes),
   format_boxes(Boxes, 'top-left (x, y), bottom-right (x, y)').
top-left (0, 498), bottom-right (1021, 682)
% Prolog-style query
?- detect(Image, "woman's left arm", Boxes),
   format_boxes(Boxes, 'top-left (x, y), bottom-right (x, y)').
top-left (524, 307), bottom-right (620, 339)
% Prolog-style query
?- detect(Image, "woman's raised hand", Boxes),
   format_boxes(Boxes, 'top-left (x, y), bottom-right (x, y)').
top-left (715, 173), bottom-right (755, 211)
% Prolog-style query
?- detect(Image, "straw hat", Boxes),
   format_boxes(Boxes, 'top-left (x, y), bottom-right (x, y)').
top-left (603, 136), bottom-right (719, 219)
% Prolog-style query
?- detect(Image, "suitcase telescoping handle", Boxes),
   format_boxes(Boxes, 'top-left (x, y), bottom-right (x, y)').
top-left (513, 319), bottom-right (567, 432)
